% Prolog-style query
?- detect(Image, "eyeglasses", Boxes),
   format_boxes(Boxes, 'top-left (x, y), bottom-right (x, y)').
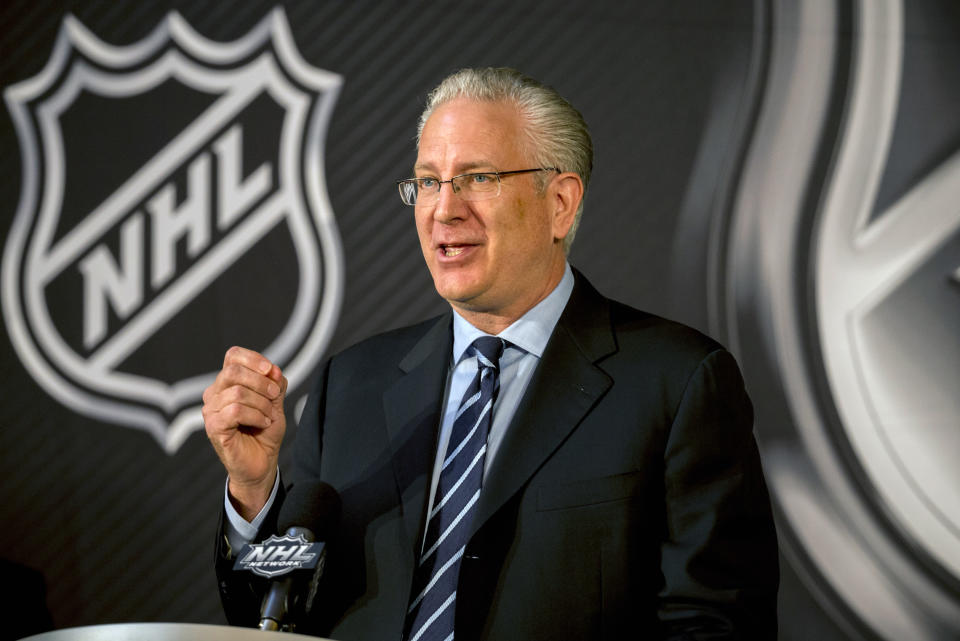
top-left (396, 168), bottom-right (559, 206)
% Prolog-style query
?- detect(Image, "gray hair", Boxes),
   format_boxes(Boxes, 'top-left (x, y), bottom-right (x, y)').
top-left (417, 67), bottom-right (592, 253)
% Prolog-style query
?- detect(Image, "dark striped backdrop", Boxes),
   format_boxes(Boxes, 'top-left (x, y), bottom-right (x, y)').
top-left (2, 1), bottom-right (958, 639)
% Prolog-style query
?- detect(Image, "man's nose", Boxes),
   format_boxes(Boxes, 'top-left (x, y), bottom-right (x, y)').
top-left (433, 181), bottom-right (466, 222)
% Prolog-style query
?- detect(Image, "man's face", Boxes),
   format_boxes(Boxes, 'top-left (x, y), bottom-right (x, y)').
top-left (414, 98), bottom-right (572, 328)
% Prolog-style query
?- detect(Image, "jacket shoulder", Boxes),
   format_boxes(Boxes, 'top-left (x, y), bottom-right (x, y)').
top-left (593, 298), bottom-right (744, 398)
top-left (331, 314), bottom-right (448, 363)
top-left (569, 269), bottom-right (726, 370)
top-left (609, 300), bottom-right (723, 358)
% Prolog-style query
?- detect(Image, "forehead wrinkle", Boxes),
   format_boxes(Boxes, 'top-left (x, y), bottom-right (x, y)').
top-left (415, 99), bottom-right (530, 176)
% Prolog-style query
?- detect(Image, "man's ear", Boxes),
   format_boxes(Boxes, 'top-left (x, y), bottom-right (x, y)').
top-left (550, 172), bottom-right (584, 241)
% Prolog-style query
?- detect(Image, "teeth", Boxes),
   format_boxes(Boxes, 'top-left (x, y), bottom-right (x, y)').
top-left (443, 246), bottom-right (465, 257)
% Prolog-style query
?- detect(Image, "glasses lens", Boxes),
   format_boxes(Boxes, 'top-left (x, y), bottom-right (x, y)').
top-left (411, 178), bottom-right (443, 206)
top-left (398, 181), bottom-right (417, 205)
top-left (453, 173), bottom-right (499, 202)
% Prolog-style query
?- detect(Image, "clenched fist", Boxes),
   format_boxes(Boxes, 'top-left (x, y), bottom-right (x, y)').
top-left (203, 346), bottom-right (288, 521)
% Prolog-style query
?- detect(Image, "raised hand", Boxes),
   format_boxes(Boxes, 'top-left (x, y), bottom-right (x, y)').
top-left (202, 346), bottom-right (287, 521)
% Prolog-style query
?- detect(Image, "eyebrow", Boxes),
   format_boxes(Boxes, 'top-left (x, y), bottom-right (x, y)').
top-left (413, 161), bottom-right (497, 175)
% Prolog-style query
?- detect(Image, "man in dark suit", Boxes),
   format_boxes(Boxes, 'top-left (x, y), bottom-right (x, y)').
top-left (204, 67), bottom-right (778, 640)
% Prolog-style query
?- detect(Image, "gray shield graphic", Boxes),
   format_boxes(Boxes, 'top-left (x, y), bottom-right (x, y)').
top-left (712, 1), bottom-right (960, 638)
top-left (2, 9), bottom-right (344, 454)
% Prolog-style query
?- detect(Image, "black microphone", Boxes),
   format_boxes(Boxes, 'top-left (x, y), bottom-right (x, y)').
top-left (257, 480), bottom-right (341, 631)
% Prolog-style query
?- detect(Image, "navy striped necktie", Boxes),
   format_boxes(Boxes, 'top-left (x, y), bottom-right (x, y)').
top-left (404, 336), bottom-right (505, 641)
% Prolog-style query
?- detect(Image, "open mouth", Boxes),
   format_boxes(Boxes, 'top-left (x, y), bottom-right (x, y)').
top-left (440, 244), bottom-right (469, 257)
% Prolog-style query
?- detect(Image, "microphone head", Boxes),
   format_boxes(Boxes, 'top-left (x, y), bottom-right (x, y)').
top-left (278, 480), bottom-right (341, 540)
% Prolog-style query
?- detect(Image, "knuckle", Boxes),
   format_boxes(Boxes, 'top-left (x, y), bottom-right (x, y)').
top-left (223, 404), bottom-right (243, 422)
top-left (225, 385), bottom-right (245, 403)
top-left (202, 412), bottom-right (224, 437)
top-left (224, 363), bottom-right (243, 380)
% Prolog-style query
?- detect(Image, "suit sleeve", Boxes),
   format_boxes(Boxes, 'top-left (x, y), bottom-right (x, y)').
top-left (214, 482), bottom-right (284, 627)
top-left (658, 349), bottom-right (779, 640)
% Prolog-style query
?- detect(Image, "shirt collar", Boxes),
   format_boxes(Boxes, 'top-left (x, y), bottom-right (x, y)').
top-left (452, 263), bottom-right (574, 363)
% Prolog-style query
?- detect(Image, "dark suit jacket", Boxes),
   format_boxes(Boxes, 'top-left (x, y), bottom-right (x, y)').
top-left (216, 271), bottom-right (779, 640)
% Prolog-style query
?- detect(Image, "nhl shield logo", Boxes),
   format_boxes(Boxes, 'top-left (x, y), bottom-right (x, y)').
top-left (707, 2), bottom-right (960, 632)
top-left (2, 9), bottom-right (344, 454)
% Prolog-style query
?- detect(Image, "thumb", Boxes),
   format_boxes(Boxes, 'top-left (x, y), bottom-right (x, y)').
top-left (268, 365), bottom-right (288, 408)
top-left (276, 374), bottom-right (288, 406)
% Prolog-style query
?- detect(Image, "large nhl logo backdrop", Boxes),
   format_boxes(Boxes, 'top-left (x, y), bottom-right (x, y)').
top-left (2, 8), bottom-right (344, 454)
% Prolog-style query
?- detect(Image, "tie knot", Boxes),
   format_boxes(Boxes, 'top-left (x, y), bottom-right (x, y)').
top-left (472, 336), bottom-right (504, 368)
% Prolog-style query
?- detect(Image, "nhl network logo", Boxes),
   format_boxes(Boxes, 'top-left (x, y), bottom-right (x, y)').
top-left (2, 9), bottom-right (344, 453)
top-left (234, 533), bottom-right (325, 579)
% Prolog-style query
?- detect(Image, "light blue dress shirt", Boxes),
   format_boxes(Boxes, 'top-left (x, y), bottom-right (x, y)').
top-left (225, 264), bottom-right (575, 553)
top-left (426, 264), bottom-right (574, 518)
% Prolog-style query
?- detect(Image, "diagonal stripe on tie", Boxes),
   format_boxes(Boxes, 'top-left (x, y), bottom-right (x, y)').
top-left (430, 446), bottom-right (486, 519)
top-left (404, 336), bottom-right (504, 641)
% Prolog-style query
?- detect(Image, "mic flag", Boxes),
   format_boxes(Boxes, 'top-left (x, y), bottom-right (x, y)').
top-left (232, 480), bottom-right (341, 578)
top-left (232, 480), bottom-right (341, 631)
top-left (233, 532), bottom-right (324, 578)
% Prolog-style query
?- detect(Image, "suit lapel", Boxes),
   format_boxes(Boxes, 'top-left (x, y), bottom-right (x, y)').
top-left (471, 272), bottom-right (617, 536)
top-left (382, 314), bottom-right (453, 554)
